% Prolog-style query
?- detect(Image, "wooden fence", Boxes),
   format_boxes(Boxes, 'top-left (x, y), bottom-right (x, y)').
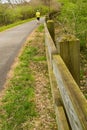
top-left (44, 21), bottom-right (87, 130)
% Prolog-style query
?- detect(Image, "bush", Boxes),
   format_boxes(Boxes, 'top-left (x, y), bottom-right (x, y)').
top-left (57, 0), bottom-right (87, 48)
top-left (20, 6), bottom-right (35, 20)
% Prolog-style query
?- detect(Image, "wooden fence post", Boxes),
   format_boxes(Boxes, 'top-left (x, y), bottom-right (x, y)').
top-left (47, 20), bottom-right (55, 43)
top-left (56, 34), bottom-right (80, 85)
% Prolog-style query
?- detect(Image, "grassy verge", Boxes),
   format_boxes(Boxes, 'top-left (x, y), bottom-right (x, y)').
top-left (0, 24), bottom-right (57, 130)
top-left (0, 26), bottom-right (44, 130)
top-left (0, 18), bottom-right (35, 32)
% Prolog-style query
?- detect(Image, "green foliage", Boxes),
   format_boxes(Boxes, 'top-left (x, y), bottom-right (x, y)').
top-left (57, 0), bottom-right (87, 48)
top-left (0, 4), bottom-right (49, 26)
top-left (38, 24), bottom-right (44, 32)
top-left (0, 5), bottom-right (22, 25)
top-left (80, 69), bottom-right (84, 80)
top-left (20, 6), bottom-right (35, 20)
top-left (59, 2), bottom-right (77, 20)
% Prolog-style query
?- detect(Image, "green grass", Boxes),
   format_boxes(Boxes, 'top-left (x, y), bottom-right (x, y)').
top-left (37, 24), bottom-right (44, 32)
top-left (0, 18), bottom-right (35, 32)
top-left (80, 69), bottom-right (84, 80)
top-left (33, 56), bottom-right (46, 61)
top-left (0, 45), bottom-right (39, 130)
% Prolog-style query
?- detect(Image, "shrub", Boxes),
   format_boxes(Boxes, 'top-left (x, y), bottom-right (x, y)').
top-left (57, 0), bottom-right (87, 48)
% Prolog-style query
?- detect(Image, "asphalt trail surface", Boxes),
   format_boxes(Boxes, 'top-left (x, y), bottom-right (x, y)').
top-left (0, 18), bottom-right (44, 91)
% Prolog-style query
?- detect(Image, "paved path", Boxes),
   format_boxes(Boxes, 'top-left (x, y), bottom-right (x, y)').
top-left (0, 18), bottom-right (44, 90)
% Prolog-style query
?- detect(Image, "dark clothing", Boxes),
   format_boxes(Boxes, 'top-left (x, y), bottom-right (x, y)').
top-left (37, 17), bottom-right (40, 21)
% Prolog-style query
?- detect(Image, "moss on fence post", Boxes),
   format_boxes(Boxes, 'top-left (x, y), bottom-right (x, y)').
top-left (56, 34), bottom-right (80, 85)
top-left (47, 20), bottom-right (55, 43)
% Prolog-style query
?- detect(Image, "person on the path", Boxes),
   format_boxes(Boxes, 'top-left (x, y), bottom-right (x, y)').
top-left (36, 10), bottom-right (40, 23)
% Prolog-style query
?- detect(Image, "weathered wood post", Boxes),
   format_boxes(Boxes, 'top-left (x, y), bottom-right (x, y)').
top-left (47, 20), bottom-right (55, 43)
top-left (56, 34), bottom-right (80, 85)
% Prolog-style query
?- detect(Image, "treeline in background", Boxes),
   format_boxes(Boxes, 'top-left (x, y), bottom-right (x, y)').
top-left (0, 0), bottom-right (50, 26)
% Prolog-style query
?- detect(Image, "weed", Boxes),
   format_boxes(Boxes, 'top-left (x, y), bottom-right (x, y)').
top-left (38, 24), bottom-right (44, 32)
top-left (80, 69), bottom-right (84, 80)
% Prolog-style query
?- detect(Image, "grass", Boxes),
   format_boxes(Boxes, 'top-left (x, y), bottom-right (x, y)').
top-left (80, 69), bottom-right (84, 80)
top-left (0, 43), bottom-right (39, 130)
top-left (37, 24), bottom-right (44, 32)
top-left (33, 56), bottom-right (46, 61)
top-left (0, 18), bottom-right (35, 32)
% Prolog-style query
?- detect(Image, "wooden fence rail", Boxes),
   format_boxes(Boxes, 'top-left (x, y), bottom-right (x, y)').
top-left (44, 22), bottom-right (87, 130)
